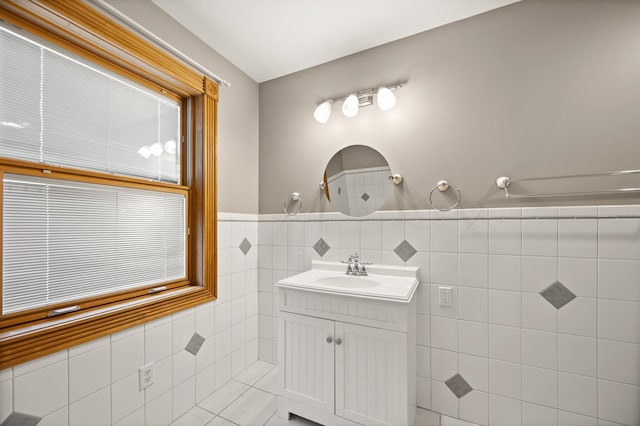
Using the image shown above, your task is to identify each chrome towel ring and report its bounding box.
[283,192,303,216]
[428,180,461,211]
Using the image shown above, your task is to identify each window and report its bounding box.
[0,0,218,369]
[0,23,181,183]
[3,173,186,315]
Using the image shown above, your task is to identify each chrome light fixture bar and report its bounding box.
[314,83,404,123]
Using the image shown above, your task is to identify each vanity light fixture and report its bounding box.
[376,86,396,111]
[341,94,360,118]
[313,83,404,123]
[313,100,333,123]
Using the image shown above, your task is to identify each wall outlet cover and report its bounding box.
[439,286,453,307]
[139,362,154,390]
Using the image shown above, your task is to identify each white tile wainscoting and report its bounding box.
[2,207,640,426]
[257,206,640,426]
[0,213,260,426]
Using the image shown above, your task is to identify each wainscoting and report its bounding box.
[257,206,640,426]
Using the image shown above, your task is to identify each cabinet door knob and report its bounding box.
[335,338,342,345]
[326,336,333,344]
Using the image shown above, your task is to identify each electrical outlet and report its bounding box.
[439,286,453,307]
[139,362,154,391]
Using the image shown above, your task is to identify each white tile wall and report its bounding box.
[558,334,597,377]
[521,365,557,408]
[522,329,557,370]
[488,255,521,291]
[459,320,488,358]
[489,360,521,399]
[0,214,259,426]
[489,394,521,426]
[70,387,110,426]
[257,206,640,426]
[522,402,556,426]
[459,390,488,425]
[8,208,637,425]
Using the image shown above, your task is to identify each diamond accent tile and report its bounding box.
[394,240,417,262]
[239,238,252,255]
[361,193,370,202]
[313,238,330,257]
[445,373,473,399]
[185,332,205,355]
[540,280,577,309]
[1,412,42,426]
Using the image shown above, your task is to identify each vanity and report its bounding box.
[276,260,419,426]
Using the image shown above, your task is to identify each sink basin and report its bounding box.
[277,260,419,302]
[316,275,381,288]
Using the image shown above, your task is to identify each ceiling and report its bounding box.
[151,0,521,83]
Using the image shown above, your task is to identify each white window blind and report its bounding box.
[0,23,189,316]
[0,23,181,183]
[2,173,186,314]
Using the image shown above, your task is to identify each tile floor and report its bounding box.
[170,361,477,426]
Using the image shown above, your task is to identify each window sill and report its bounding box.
[0,285,215,369]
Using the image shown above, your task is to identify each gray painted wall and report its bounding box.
[107,0,260,214]
[259,0,640,213]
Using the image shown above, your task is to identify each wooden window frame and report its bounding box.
[0,0,218,369]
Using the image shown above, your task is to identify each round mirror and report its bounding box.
[322,145,393,217]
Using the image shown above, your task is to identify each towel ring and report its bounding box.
[283,192,303,216]
[428,180,461,211]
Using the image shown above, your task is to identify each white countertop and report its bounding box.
[276,260,419,303]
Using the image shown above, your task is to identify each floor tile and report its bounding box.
[219,388,277,426]
[416,407,441,426]
[234,361,274,386]
[206,416,238,426]
[198,380,249,415]
[171,406,215,426]
[254,368,278,395]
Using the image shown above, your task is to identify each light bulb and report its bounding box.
[313,101,332,123]
[342,94,359,118]
[377,87,396,111]
[137,146,152,159]
[149,142,163,157]
[164,139,177,154]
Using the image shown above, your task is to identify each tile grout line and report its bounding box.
[455,219,461,420]
[485,218,491,426]
[595,217,599,423]
[519,219,523,426]
[110,333,114,425]
[197,381,250,419]
[67,350,70,426]
[197,363,276,424]
[555,216,559,425]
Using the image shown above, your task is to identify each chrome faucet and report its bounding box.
[343,253,358,275]
[342,253,371,276]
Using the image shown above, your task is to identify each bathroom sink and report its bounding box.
[277,260,419,302]
[316,275,381,288]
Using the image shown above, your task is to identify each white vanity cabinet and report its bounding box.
[276,261,418,426]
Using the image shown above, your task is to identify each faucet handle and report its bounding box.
[341,255,354,264]
[357,263,369,276]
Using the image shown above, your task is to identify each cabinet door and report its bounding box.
[279,312,335,413]
[335,322,407,426]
